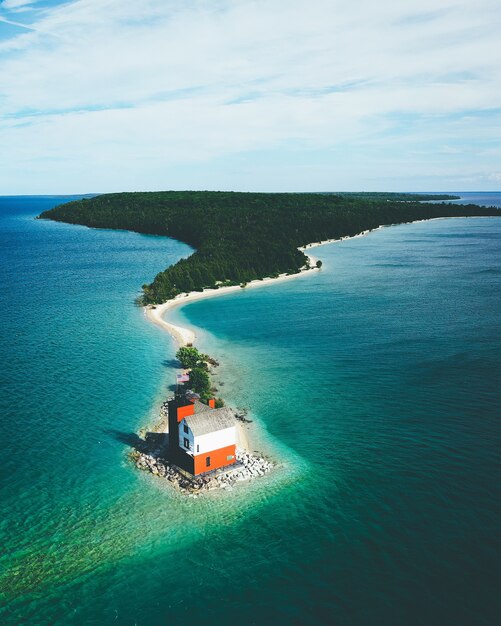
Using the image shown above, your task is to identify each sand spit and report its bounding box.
[143,224,412,346]
[139,217,488,494]
[144,262,320,347]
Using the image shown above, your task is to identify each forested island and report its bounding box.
[39,191,500,304]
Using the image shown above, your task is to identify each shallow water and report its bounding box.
[1,194,500,625]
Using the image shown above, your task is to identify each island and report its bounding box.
[132,346,274,494]
[38,191,501,493]
[38,190,498,306]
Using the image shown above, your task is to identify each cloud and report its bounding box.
[1,0,36,9]
[0,0,500,192]
[0,15,60,37]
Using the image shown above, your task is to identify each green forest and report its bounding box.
[39,191,500,304]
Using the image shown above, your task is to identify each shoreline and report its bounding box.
[144,260,321,346]
[141,226,379,483]
[134,387,274,494]
[141,215,497,485]
[144,217,485,347]
[142,227,379,472]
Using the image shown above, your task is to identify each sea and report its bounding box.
[0,193,500,625]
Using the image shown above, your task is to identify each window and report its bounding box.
[183,437,189,449]
[226,455,234,461]
[206,456,211,467]
[197,444,199,453]
[183,424,189,434]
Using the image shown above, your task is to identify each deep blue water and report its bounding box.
[1,193,500,625]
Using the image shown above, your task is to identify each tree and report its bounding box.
[189,367,211,395]
[316,260,322,268]
[40,191,497,306]
[176,346,201,369]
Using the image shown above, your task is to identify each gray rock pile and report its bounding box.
[159,399,170,419]
[227,449,274,482]
[133,447,274,495]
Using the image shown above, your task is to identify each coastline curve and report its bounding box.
[144,227,379,346]
[147,216,498,346]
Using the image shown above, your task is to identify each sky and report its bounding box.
[0,0,500,194]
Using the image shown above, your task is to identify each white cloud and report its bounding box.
[1,0,37,9]
[0,0,38,13]
[0,0,500,192]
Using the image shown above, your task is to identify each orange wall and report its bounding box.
[194,444,236,475]
[208,399,216,409]
[177,403,195,422]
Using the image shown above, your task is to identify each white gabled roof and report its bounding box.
[184,406,236,437]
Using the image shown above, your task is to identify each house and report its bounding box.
[168,395,237,475]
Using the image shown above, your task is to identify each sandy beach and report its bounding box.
[145,218,473,347]
[144,253,322,346]
[143,229,388,346]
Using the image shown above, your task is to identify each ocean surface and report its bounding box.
[0,193,500,625]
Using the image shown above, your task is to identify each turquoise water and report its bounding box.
[1,194,500,625]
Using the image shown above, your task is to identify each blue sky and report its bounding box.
[1,0,500,193]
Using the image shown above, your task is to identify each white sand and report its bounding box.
[236,421,251,451]
[145,258,321,346]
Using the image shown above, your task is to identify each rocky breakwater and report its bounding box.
[159,399,170,420]
[133,447,274,495]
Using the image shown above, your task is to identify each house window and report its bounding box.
[206,456,211,467]
[183,437,189,449]
[183,424,189,434]
[226,455,234,461]
[197,444,199,453]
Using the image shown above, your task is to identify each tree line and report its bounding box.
[39,190,500,304]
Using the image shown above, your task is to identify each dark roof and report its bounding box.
[193,400,211,414]
[184,406,236,436]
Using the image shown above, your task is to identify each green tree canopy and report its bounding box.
[39,190,500,305]
[176,346,203,369]
[189,367,211,396]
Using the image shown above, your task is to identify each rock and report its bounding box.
[133,434,274,492]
